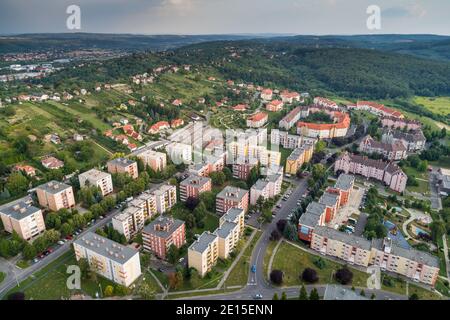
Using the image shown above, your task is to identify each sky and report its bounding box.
[1,0,450,35]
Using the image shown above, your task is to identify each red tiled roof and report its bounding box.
[248,112,268,122]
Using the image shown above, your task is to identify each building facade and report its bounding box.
[216,186,249,215]
[107,158,139,179]
[36,180,76,212]
[179,175,212,202]
[79,169,114,196]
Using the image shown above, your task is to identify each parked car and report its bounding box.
[57,240,64,245]
[253,294,263,300]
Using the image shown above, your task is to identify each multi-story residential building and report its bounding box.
[179,175,212,202]
[36,180,76,212]
[318,191,341,223]
[214,221,240,259]
[188,231,219,277]
[285,144,314,175]
[279,106,302,130]
[247,112,268,128]
[112,206,145,241]
[107,158,139,179]
[370,238,439,286]
[188,154,225,177]
[359,135,408,160]
[348,101,404,119]
[298,202,327,242]
[153,184,177,214]
[437,168,450,195]
[216,186,249,215]
[270,129,317,150]
[266,100,284,112]
[250,173,283,205]
[135,149,167,172]
[326,174,355,207]
[311,226,373,267]
[297,111,350,139]
[0,196,46,241]
[381,116,422,131]
[280,91,301,104]
[232,157,259,180]
[334,152,407,193]
[79,169,113,196]
[129,191,158,219]
[73,232,142,287]
[311,227,440,286]
[166,142,193,165]
[314,97,339,109]
[381,129,426,152]
[220,207,245,237]
[142,216,186,259]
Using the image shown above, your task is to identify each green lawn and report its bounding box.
[263,240,279,278]
[271,241,369,287]
[0,272,5,284]
[5,251,119,300]
[402,166,430,194]
[409,284,442,300]
[224,230,262,287]
[413,96,450,117]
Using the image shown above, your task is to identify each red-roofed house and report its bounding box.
[148,121,170,134]
[355,101,404,119]
[233,104,248,112]
[266,100,284,112]
[172,99,183,107]
[280,91,301,104]
[14,165,36,177]
[261,89,273,101]
[41,156,64,170]
[171,119,185,129]
[247,112,268,128]
[127,143,138,151]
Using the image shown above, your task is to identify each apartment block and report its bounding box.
[359,135,407,161]
[79,169,113,196]
[311,226,372,267]
[153,184,177,214]
[335,152,407,193]
[179,175,212,202]
[112,206,145,241]
[166,142,193,165]
[381,116,421,131]
[188,231,219,277]
[311,227,440,286]
[0,196,46,241]
[298,202,327,242]
[232,157,258,180]
[247,112,268,128]
[107,158,139,179]
[214,221,240,259]
[136,149,167,172]
[279,106,302,130]
[73,232,142,287]
[142,216,186,259]
[381,129,426,152]
[250,173,283,205]
[270,129,317,150]
[36,180,75,212]
[216,186,249,215]
[188,154,225,177]
[285,144,314,175]
[327,174,355,207]
[220,207,245,237]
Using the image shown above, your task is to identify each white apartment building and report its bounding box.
[78,169,113,196]
[166,142,193,165]
[250,173,283,205]
[73,232,142,287]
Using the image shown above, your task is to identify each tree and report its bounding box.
[167,244,180,264]
[299,285,308,300]
[301,268,319,284]
[269,229,281,241]
[137,281,155,300]
[210,172,226,186]
[360,289,366,297]
[370,293,376,300]
[409,293,419,300]
[313,257,326,270]
[223,167,233,181]
[270,269,283,285]
[104,285,114,297]
[60,222,75,237]
[276,219,287,233]
[281,292,287,300]
[309,288,320,300]
[199,192,216,212]
[168,271,183,289]
[335,267,353,285]
[7,292,25,300]
[45,212,62,229]
[78,258,90,280]
[5,172,29,196]
[311,164,326,181]
[22,243,37,260]
[185,197,200,211]
[272,293,279,300]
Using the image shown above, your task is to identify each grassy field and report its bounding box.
[224,230,262,287]
[4,251,119,300]
[263,240,279,278]
[402,166,430,194]
[414,96,450,116]
[380,273,442,299]
[271,241,369,287]
[0,272,5,284]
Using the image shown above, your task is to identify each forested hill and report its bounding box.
[171,40,450,99]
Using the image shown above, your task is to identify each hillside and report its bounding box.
[171,40,450,99]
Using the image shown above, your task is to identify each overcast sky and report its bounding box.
[1,0,449,35]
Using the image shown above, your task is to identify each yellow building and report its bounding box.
[285,144,314,175]
[188,231,219,277]
[73,232,141,287]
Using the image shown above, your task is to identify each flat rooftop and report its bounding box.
[108,158,136,167]
[214,221,238,238]
[37,180,72,194]
[143,216,184,239]
[189,231,217,254]
[217,186,248,201]
[79,169,111,181]
[335,174,355,191]
[0,196,40,221]
[74,232,138,264]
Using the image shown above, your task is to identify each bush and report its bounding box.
[7,292,25,300]
[313,257,326,270]
[276,219,287,233]
[269,229,281,241]
[335,267,353,285]
[270,269,283,285]
[301,268,319,284]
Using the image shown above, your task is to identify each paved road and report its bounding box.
[0,206,123,298]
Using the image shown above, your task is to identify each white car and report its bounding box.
[57,240,64,245]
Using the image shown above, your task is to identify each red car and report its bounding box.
[65,235,73,240]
